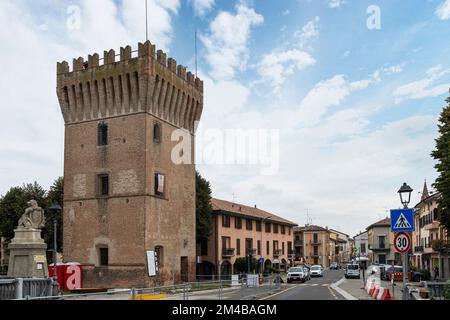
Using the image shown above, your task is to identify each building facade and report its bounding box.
[57,41,203,288]
[198,199,297,276]
[294,225,332,267]
[367,218,399,265]
[330,229,352,264]
[353,231,369,267]
[412,182,450,279]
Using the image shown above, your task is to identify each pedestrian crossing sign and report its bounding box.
[390,209,415,232]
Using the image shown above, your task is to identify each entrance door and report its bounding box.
[181,257,188,282]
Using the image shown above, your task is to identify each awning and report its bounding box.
[273,259,280,264]
[355,257,369,262]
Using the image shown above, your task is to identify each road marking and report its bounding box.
[322,284,329,287]
[259,285,300,300]
[311,284,319,287]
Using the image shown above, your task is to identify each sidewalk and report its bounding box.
[335,277,403,300]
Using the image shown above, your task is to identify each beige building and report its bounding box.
[198,199,297,276]
[367,218,399,265]
[57,40,203,288]
[294,225,332,267]
[412,182,450,279]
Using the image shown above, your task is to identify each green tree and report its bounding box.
[431,94,450,234]
[0,182,47,241]
[42,177,64,251]
[234,257,258,273]
[196,171,212,242]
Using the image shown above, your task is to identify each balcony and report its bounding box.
[273,249,282,257]
[310,240,322,245]
[222,248,235,258]
[368,244,390,252]
[414,246,424,253]
[294,240,303,246]
[424,221,440,231]
[246,248,257,256]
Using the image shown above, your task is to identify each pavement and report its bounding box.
[335,276,403,300]
[264,269,346,300]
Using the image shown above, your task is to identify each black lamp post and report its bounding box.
[397,183,413,300]
[49,202,62,295]
[398,183,413,209]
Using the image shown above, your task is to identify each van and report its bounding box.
[345,264,360,279]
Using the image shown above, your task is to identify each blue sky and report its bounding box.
[0,0,449,236]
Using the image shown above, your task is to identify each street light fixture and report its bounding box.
[49,202,62,295]
[398,183,413,209]
[397,183,413,300]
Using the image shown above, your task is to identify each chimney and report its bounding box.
[254,205,257,209]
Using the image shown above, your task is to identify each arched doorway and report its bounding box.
[264,259,272,272]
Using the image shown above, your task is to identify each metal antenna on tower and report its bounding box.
[145,0,149,41]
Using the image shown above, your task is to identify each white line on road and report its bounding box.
[330,277,357,301]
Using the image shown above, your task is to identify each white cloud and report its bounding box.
[191,0,215,16]
[257,49,316,93]
[393,65,450,103]
[200,3,264,81]
[436,0,450,20]
[294,16,320,48]
[326,0,347,9]
[297,75,371,126]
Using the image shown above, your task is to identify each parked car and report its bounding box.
[310,265,323,277]
[330,262,339,270]
[345,264,361,279]
[287,267,307,283]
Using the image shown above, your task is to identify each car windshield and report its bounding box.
[311,266,321,270]
[347,265,359,270]
[289,268,303,273]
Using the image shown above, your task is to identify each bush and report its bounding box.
[265,266,280,274]
[444,280,450,300]
[419,269,431,281]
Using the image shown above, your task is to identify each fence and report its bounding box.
[15,275,284,301]
[0,278,53,300]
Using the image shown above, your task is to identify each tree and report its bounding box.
[42,177,64,251]
[0,182,46,241]
[196,171,212,242]
[431,94,450,234]
[234,257,258,273]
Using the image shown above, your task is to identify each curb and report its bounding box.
[330,278,358,301]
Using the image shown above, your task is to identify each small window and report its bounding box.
[246,219,253,231]
[281,225,286,235]
[222,215,230,228]
[256,221,262,232]
[98,123,108,146]
[265,222,271,233]
[98,174,109,196]
[99,247,109,266]
[266,241,270,255]
[236,239,241,255]
[153,123,161,143]
[154,173,165,197]
[235,217,242,229]
[273,224,279,234]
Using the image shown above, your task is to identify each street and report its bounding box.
[265,269,346,300]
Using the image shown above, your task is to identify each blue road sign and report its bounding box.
[390,209,415,232]
[259,257,264,264]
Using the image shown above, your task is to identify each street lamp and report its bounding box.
[398,183,413,209]
[49,202,62,295]
[397,183,413,300]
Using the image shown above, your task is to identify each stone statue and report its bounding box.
[18,200,46,229]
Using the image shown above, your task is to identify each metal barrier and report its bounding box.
[11,275,285,301]
[426,282,447,300]
[0,278,53,300]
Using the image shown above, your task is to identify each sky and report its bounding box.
[0,0,450,237]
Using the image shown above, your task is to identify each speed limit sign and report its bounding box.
[394,232,411,254]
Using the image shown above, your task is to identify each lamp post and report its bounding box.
[49,202,62,296]
[397,183,413,300]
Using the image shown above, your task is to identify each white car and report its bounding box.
[287,267,307,283]
[310,265,323,277]
[345,264,361,279]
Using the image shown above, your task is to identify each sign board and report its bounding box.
[247,274,259,287]
[146,251,158,277]
[390,209,415,232]
[394,232,411,254]
[258,257,264,264]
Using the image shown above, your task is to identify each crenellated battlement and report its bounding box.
[56,40,203,132]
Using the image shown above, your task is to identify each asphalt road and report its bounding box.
[266,269,346,300]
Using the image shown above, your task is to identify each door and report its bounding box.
[181,257,189,282]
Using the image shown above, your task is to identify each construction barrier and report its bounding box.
[372,284,380,298]
[376,287,392,300]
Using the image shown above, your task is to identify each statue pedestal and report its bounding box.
[7,228,49,278]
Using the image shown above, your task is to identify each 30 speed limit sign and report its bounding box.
[394,232,411,254]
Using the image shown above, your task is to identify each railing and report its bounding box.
[294,240,303,246]
[310,240,321,245]
[222,248,235,258]
[246,248,257,256]
[414,246,424,253]
[0,278,53,300]
[273,249,282,257]
[368,244,389,251]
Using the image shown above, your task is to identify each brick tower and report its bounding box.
[56,40,203,288]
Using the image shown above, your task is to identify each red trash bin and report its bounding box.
[48,263,65,289]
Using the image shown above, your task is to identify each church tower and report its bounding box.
[56,40,203,288]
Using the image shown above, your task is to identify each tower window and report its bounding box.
[153,123,161,143]
[98,123,108,146]
[99,247,109,266]
[154,173,165,197]
[98,174,109,196]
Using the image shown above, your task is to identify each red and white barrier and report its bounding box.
[376,287,392,300]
